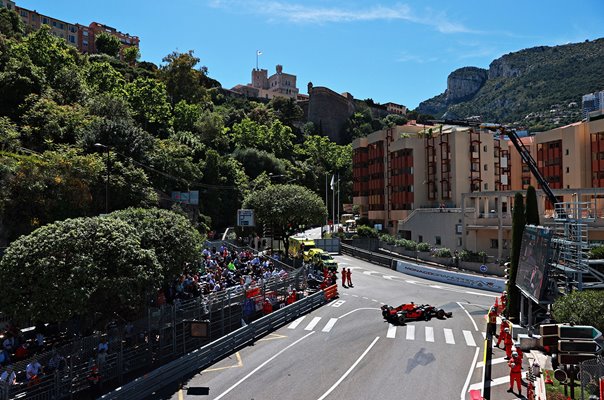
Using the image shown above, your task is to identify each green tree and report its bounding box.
[508,192,526,320]
[267,120,295,158]
[80,117,154,160]
[0,216,162,324]
[552,290,604,333]
[160,50,213,106]
[146,138,203,192]
[525,186,540,225]
[0,116,20,151]
[95,32,121,57]
[242,184,327,254]
[0,7,24,38]
[125,77,172,135]
[110,208,203,282]
[230,118,268,150]
[0,53,45,118]
[123,46,140,66]
[269,97,303,127]
[84,61,126,95]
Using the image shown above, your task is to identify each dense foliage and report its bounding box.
[552,290,604,333]
[0,10,354,247]
[0,217,163,324]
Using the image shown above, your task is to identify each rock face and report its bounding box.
[488,57,522,79]
[445,67,488,103]
[417,67,487,117]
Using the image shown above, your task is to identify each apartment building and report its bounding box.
[384,102,407,115]
[582,91,604,118]
[0,1,139,56]
[232,65,299,100]
[352,115,604,257]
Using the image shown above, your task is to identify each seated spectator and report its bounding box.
[26,359,42,381]
[0,364,16,385]
[45,351,66,374]
[98,337,108,354]
[2,334,16,353]
[0,348,9,366]
[34,331,45,352]
[13,342,29,361]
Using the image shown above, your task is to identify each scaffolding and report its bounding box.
[551,200,604,290]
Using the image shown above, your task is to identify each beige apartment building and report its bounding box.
[352,114,604,257]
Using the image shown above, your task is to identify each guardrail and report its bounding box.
[341,243,396,269]
[100,289,329,400]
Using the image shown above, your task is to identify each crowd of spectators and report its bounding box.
[156,244,290,306]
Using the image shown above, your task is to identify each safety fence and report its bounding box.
[579,355,604,400]
[341,243,397,269]
[0,269,308,400]
[99,287,331,400]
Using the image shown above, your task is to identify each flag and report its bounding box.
[257,50,262,56]
[330,174,335,190]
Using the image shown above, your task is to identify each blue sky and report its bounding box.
[16,0,604,109]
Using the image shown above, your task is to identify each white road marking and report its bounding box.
[352,295,359,298]
[476,356,508,368]
[383,275,396,280]
[371,299,377,302]
[322,318,338,332]
[214,331,315,400]
[444,328,455,344]
[288,316,305,329]
[387,324,397,338]
[362,271,375,275]
[457,302,479,331]
[317,337,380,400]
[305,317,322,331]
[362,297,369,300]
[406,280,418,284]
[430,285,443,289]
[331,300,346,308]
[337,307,381,319]
[460,346,481,400]
[463,330,477,347]
[482,332,486,339]
[406,325,415,340]
[469,376,509,391]
[425,326,434,342]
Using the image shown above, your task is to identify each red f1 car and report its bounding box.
[381,302,452,325]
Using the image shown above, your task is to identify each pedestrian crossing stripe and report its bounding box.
[468,376,509,391]
[287,316,480,347]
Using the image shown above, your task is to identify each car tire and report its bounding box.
[437,309,446,319]
[424,313,431,321]
[398,313,406,325]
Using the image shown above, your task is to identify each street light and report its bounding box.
[94,143,110,214]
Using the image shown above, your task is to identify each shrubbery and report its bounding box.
[357,225,378,238]
[416,242,431,252]
[434,248,452,258]
[552,290,604,333]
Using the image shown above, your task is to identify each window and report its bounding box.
[491,239,498,248]
[566,167,570,173]
[484,183,488,190]
[83,30,88,36]
[484,164,488,171]
[418,235,423,243]
[42,17,48,24]
[483,145,488,152]
[435,236,441,246]
[565,149,569,155]
[69,35,75,43]
[457,238,462,247]
[83,39,88,46]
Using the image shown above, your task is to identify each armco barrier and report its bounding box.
[323,284,338,301]
[342,243,504,293]
[395,260,504,293]
[100,290,328,400]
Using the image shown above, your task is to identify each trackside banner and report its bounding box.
[396,260,504,293]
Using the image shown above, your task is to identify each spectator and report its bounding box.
[0,348,10,366]
[0,364,16,385]
[26,359,42,381]
[13,342,29,361]
[2,334,16,353]
[45,351,66,374]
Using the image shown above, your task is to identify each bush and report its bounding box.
[380,233,396,245]
[552,290,604,333]
[417,242,431,252]
[356,225,378,238]
[459,249,487,262]
[434,248,452,258]
[589,245,604,259]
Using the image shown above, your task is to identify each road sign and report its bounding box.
[559,340,603,353]
[237,209,255,227]
[559,325,601,340]
[539,324,560,347]
[480,264,488,273]
[558,353,597,365]
[554,369,568,383]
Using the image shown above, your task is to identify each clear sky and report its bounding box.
[16,0,604,109]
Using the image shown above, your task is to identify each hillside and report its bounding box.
[417,38,604,131]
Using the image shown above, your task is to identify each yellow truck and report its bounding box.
[310,249,338,272]
[289,237,316,259]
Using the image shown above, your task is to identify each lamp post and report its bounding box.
[94,143,110,214]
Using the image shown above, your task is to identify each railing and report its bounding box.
[341,243,396,269]
[99,289,329,400]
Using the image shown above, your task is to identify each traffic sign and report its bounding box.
[539,324,560,348]
[480,264,488,273]
[558,353,597,365]
[554,368,568,383]
[559,325,601,340]
[559,340,603,354]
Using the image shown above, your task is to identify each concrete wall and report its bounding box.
[307,86,356,144]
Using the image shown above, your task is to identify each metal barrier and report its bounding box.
[0,270,306,400]
[579,355,603,400]
[341,243,396,269]
[99,289,328,400]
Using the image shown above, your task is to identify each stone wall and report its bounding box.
[307,86,356,144]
